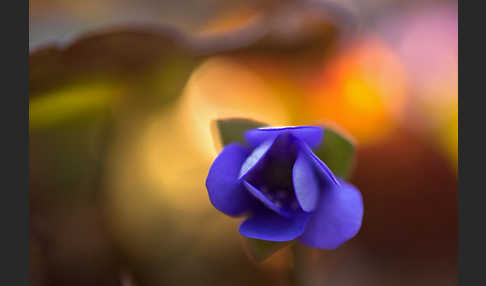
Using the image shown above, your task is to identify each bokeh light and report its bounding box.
[306,35,408,145]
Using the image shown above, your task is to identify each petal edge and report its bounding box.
[298,181,363,249]
[245,126,324,149]
[239,207,310,242]
[292,150,320,212]
[206,144,255,216]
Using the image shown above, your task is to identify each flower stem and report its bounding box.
[290,244,308,286]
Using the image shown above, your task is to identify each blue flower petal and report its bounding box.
[245,126,324,149]
[238,139,275,179]
[243,180,294,218]
[298,181,364,249]
[239,132,299,181]
[239,207,310,242]
[206,144,256,216]
[292,150,320,212]
[300,142,340,187]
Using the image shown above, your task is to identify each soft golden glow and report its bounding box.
[179,56,291,158]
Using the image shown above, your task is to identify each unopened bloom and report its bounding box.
[205,126,363,249]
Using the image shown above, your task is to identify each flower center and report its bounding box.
[243,132,303,215]
[259,186,301,212]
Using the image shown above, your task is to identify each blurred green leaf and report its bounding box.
[314,127,356,179]
[213,118,267,148]
[30,111,113,198]
[29,29,200,199]
[29,83,118,130]
[242,238,292,262]
[29,81,120,198]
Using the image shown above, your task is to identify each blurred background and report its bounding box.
[29,0,457,285]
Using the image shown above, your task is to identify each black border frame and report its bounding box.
[458,0,482,285]
[5,0,29,285]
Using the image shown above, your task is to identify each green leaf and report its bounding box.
[212,118,267,149]
[29,83,117,130]
[313,127,356,179]
[242,238,293,262]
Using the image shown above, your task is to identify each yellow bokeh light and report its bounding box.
[179,56,291,157]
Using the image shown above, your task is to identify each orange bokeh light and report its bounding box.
[306,36,408,145]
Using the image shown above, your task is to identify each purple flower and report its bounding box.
[206,126,363,249]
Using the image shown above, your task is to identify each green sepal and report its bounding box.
[242,238,293,262]
[212,118,267,149]
[313,126,356,179]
